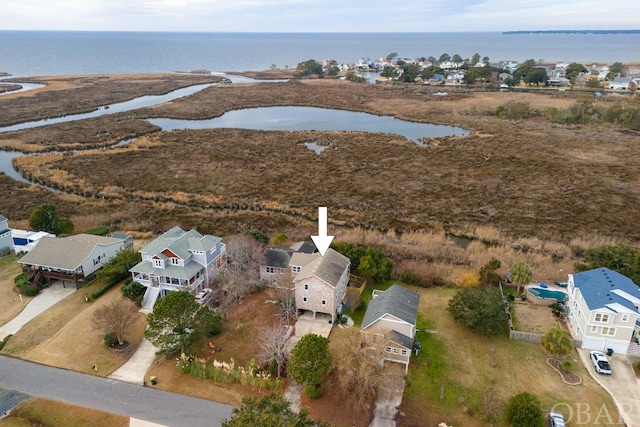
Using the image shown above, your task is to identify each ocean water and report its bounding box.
[1,31,639,77]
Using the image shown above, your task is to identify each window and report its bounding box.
[303,297,307,303]
[621,314,629,322]
[321,299,326,306]
[401,349,408,356]
[304,284,309,290]
[292,266,301,273]
[385,346,392,353]
[153,259,163,268]
[595,313,609,323]
[602,327,615,336]
[266,267,274,274]
[590,325,598,333]
[392,348,399,355]
[171,258,180,265]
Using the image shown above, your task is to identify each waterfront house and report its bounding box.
[260,241,316,287]
[129,226,227,310]
[567,267,640,356]
[18,234,130,289]
[608,77,632,90]
[294,248,350,323]
[360,284,420,373]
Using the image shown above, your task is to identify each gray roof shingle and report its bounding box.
[295,248,349,288]
[362,284,420,330]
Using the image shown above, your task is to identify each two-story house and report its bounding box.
[567,267,640,355]
[360,284,420,373]
[260,241,316,287]
[294,248,350,323]
[129,226,226,310]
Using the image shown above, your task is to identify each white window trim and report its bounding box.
[590,325,598,333]
[621,314,629,322]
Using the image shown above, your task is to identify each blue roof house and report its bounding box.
[567,267,640,356]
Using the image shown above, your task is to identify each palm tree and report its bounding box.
[510,261,532,296]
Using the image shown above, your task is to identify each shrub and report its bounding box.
[84,225,110,236]
[14,274,30,287]
[122,280,146,300]
[104,331,118,348]
[91,277,122,300]
[19,284,40,297]
[304,384,321,400]
[0,334,13,351]
[506,392,543,427]
[495,101,534,119]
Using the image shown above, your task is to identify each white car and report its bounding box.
[195,288,213,306]
[590,350,612,375]
[549,411,566,427]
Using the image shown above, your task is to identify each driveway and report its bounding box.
[0,356,233,427]
[578,349,640,426]
[284,312,333,357]
[109,338,159,385]
[0,281,75,340]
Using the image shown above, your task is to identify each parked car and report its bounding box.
[549,411,566,427]
[195,288,213,306]
[590,350,612,375]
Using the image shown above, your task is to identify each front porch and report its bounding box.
[22,266,89,290]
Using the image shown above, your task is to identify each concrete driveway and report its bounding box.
[578,350,640,426]
[284,312,333,357]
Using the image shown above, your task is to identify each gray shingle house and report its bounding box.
[361,284,420,373]
[294,248,350,323]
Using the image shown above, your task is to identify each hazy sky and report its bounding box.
[2,0,638,32]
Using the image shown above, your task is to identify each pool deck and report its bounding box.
[526,283,568,306]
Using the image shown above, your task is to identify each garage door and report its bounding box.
[582,336,606,351]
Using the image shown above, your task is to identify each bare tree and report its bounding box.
[92,299,140,345]
[329,328,397,412]
[216,235,265,319]
[276,270,297,323]
[256,323,292,378]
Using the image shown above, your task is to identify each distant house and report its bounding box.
[567,267,640,356]
[129,226,227,310]
[609,77,632,90]
[445,71,465,85]
[294,248,350,323]
[11,229,56,253]
[260,241,316,286]
[18,234,130,289]
[0,214,12,255]
[360,284,420,373]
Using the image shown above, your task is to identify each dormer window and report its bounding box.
[171,258,180,265]
[153,259,164,268]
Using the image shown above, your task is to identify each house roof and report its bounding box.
[361,284,420,331]
[18,234,123,271]
[387,330,414,350]
[289,241,316,254]
[264,247,293,269]
[129,259,203,280]
[290,252,320,268]
[571,268,640,313]
[294,248,349,287]
[139,226,222,260]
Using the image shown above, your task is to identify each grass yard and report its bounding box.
[0,279,147,376]
[0,397,128,427]
[399,286,617,427]
[0,256,32,327]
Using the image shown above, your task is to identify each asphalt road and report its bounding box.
[0,356,234,427]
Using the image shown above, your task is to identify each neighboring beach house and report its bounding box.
[0,214,12,255]
[608,77,632,90]
[18,234,130,289]
[294,248,350,323]
[260,241,316,286]
[11,228,56,253]
[360,284,420,373]
[567,267,640,356]
[129,226,227,310]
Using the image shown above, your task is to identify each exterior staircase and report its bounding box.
[141,287,161,312]
[29,270,44,289]
[627,341,640,358]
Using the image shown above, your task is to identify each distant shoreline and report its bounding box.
[503,30,640,35]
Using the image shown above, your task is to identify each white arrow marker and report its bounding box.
[311,207,334,257]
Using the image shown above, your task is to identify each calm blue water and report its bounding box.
[148,106,469,144]
[1,31,639,77]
